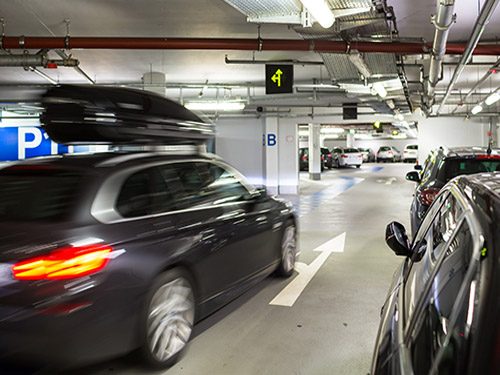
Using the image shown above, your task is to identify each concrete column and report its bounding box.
[308,123,321,180]
[265,117,279,195]
[142,72,166,96]
[346,131,355,148]
[278,118,299,194]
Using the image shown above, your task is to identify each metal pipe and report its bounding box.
[3,35,500,55]
[0,53,78,67]
[426,0,456,102]
[28,67,57,84]
[437,0,500,114]
[54,49,95,84]
[224,55,324,66]
[453,57,500,111]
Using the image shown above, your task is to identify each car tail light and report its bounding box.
[301,155,308,161]
[418,188,440,206]
[321,155,325,161]
[341,154,348,158]
[328,153,332,157]
[476,154,500,160]
[12,244,112,280]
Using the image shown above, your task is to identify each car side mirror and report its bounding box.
[385,222,412,257]
[414,164,422,171]
[406,171,421,183]
[245,186,267,201]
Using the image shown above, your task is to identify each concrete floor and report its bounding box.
[74,163,415,375]
[22,163,416,375]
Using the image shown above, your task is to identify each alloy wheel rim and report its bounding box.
[147,277,195,362]
[282,226,296,273]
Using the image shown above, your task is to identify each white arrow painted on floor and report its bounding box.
[269,232,346,307]
[385,177,397,185]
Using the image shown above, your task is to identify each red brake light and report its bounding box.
[328,153,332,157]
[341,154,348,158]
[301,155,308,161]
[12,244,112,280]
[419,188,440,206]
[476,154,500,160]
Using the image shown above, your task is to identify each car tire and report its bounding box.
[275,222,297,278]
[356,165,361,168]
[141,269,195,369]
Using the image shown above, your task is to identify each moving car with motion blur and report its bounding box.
[359,147,376,162]
[332,147,363,168]
[377,146,401,163]
[0,85,298,370]
[406,146,500,234]
[371,172,500,375]
[402,144,418,163]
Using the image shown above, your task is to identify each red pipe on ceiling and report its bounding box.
[2,36,500,55]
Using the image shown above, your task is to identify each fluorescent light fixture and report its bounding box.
[300,0,335,28]
[485,92,500,106]
[321,127,344,134]
[386,99,395,109]
[185,101,245,112]
[372,82,387,98]
[394,113,404,121]
[471,104,483,115]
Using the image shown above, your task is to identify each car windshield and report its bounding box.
[439,158,500,182]
[407,145,418,150]
[380,147,391,151]
[0,167,82,222]
[344,148,359,153]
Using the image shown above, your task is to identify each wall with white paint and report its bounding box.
[418,116,490,163]
[214,117,265,186]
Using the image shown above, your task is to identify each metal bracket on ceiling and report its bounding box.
[430,13,456,31]
[64,19,71,50]
[301,9,312,28]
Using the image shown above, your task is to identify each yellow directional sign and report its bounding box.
[271,68,283,87]
[266,64,293,94]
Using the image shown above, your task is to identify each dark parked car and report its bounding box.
[0,86,298,369]
[371,172,500,375]
[299,147,324,171]
[406,147,500,234]
[321,147,333,169]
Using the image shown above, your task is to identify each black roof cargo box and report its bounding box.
[40,85,214,145]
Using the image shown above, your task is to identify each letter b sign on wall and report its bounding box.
[263,133,277,146]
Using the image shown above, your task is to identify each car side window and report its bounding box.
[408,220,475,375]
[116,167,171,218]
[164,162,250,208]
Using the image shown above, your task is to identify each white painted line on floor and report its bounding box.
[269,232,346,307]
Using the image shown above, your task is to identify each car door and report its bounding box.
[399,190,482,374]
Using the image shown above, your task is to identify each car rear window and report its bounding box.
[379,146,391,151]
[321,148,330,154]
[0,167,82,221]
[439,158,500,182]
[407,145,418,150]
[344,148,359,153]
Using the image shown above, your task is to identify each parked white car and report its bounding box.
[402,144,418,162]
[377,146,401,162]
[332,147,363,168]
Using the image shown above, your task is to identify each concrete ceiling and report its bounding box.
[0,0,500,118]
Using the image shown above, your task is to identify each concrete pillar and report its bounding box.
[308,123,321,180]
[346,131,355,148]
[265,117,279,195]
[278,118,299,194]
[142,72,166,96]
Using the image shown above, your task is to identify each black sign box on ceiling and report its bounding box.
[342,103,358,120]
[265,64,294,94]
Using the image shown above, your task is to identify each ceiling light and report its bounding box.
[185,101,245,112]
[321,127,344,134]
[485,92,500,106]
[300,0,335,28]
[386,100,395,109]
[394,113,404,121]
[471,104,483,115]
[372,82,387,98]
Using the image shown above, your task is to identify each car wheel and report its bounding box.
[356,165,361,168]
[141,270,195,369]
[276,222,297,277]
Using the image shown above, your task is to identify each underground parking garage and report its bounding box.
[0,0,500,374]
